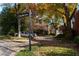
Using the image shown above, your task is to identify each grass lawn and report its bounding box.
[0,35,28,40]
[0,35,12,40]
[16,46,77,56]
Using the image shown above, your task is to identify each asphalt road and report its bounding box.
[0,39,37,56]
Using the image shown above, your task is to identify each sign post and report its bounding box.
[18,10,32,51]
[29,10,32,51]
[15,4,33,51]
[17,9,32,51]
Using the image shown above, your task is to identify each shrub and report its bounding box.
[73,36,79,44]
[34,29,48,36]
[8,29,15,36]
[55,32,74,42]
[56,34,64,38]
[64,32,73,41]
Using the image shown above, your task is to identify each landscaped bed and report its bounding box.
[16,46,77,56]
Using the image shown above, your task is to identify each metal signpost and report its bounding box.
[29,10,32,51]
[18,10,32,51]
[15,4,32,51]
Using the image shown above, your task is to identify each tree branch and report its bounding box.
[55,9,65,15]
[69,7,77,21]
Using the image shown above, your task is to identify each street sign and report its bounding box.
[17,11,36,17]
[17,12,29,17]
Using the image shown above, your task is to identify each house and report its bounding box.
[32,18,64,35]
[32,22,48,35]
[32,23,48,31]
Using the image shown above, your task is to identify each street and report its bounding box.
[0,40,26,56]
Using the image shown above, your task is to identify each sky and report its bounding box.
[0,3,2,12]
[0,7,2,12]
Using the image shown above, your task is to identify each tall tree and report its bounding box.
[0,6,18,35]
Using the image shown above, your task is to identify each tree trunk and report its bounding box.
[63,3,77,40]
[63,3,72,40]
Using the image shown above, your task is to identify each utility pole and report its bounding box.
[29,9,32,51]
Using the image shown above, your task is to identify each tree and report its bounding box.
[0,4,18,35]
